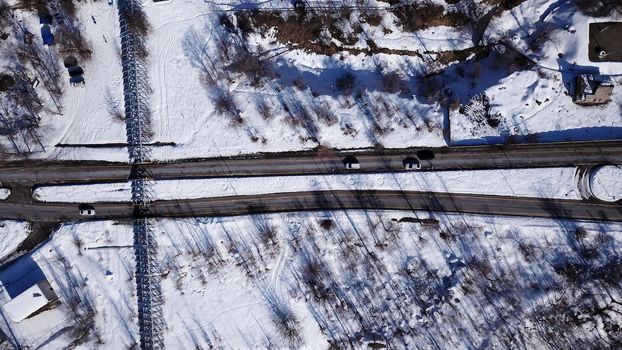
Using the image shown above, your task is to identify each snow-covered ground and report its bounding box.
[0,188,9,200]
[143,0,445,160]
[590,165,622,202]
[1,0,620,161]
[450,0,622,144]
[0,2,127,162]
[33,167,579,203]
[0,221,137,350]
[0,221,29,261]
[487,0,622,74]
[1,212,621,348]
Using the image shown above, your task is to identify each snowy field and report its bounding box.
[0,221,137,350]
[1,0,619,161]
[143,0,445,160]
[0,212,621,348]
[447,0,622,143]
[0,1,127,161]
[0,220,29,261]
[33,167,580,203]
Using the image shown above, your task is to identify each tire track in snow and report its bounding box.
[270,245,288,289]
[154,28,175,141]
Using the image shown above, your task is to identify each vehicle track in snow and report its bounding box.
[154,29,175,142]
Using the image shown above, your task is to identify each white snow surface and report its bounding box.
[0,221,29,261]
[143,0,445,160]
[33,167,579,203]
[486,0,622,74]
[0,188,9,200]
[1,0,620,161]
[590,165,622,202]
[0,221,137,350]
[0,213,621,348]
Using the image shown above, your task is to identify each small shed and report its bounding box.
[573,74,614,106]
[2,280,58,322]
[40,25,54,46]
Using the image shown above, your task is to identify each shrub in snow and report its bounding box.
[253,214,278,247]
[459,93,502,128]
[336,72,355,95]
[212,88,243,126]
[262,289,302,347]
[312,103,337,126]
[124,9,151,37]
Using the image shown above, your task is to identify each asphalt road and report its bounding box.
[2,191,621,222]
[0,140,621,184]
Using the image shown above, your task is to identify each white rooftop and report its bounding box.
[2,281,56,323]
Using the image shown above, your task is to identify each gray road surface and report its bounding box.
[0,141,621,184]
[2,191,620,222]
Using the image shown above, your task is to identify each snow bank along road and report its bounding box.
[0,140,621,185]
[1,190,621,222]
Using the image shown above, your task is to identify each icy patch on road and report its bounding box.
[0,188,10,200]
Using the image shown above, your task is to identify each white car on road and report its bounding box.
[79,204,96,216]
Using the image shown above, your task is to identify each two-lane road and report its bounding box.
[2,191,621,222]
[0,140,621,184]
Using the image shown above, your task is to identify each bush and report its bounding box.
[553,261,589,284]
[235,12,255,36]
[230,51,272,87]
[293,78,306,90]
[336,72,355,95]
[319,219,334,230]
[381,71,404,93]
[393,1,469,32]
[219,14,235,33]
[418,75,444,103]
[257,101,273,120]
[213,88,243,126]
[125,10,151,36]
[263,289,302,347]
[253,215,278,246]
[312,103,337,126]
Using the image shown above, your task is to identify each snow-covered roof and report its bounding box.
[2,280,56,322]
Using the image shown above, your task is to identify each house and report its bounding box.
[573,74,614,106]
[2,279,58,322]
